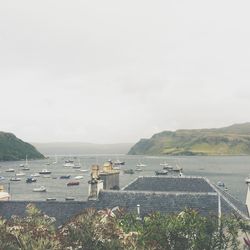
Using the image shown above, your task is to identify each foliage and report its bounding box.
[0,132,44,161]
[1,204,250,249]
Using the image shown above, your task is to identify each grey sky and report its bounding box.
[0,0,250,143]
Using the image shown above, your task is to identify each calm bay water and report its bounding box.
[0,155,249,203]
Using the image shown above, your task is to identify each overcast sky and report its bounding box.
[0,1,250,143]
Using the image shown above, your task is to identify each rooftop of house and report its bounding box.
[0,175,248,226]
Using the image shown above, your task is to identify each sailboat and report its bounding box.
[52,155,58,164]
[23,155,30,170]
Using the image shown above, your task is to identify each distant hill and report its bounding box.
[32,142,133,155]
[0,132,44,161]
[128,123,250,156]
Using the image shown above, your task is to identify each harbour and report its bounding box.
[0,155,249,203]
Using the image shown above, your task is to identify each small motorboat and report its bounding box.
[79,169,89,172]
[163,165,174,170]
[65,197,75,201]
[135,167,142,172]
[46,198,56,201]
[217,181,225,187]
[60,175,71,179]
[63,160,75,167]
[74,175,84,179]
[19,164,24,167]
[15,172,25,176]
[155,170,168,175]
[39,169,51,174]
[67,181,80,186]
[123,169,135,174]
[160,161,169,167]
[114,160,125,166]
[30,173,40,177]
[23,167,30,171]
[6,168,15,172]
[113,165,120,170]
[33,186,46,192]
[10,177,21,181]
[136,160,147,167]
[43,175,51,178]
[26,177,37,183]
[0,176,5,181]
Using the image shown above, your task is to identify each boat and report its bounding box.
[6,168,15,172]
[73,159,81,168]
[155,170,168,175]
[26,177,37,183]
[123,169,135,174]
[46,198,56,201]
[15,172,25,176]
[30,173,40,177]
[135,167,142,172]
[39,169,51,174]
[169,166,183,173]
[163,165,174,170]
[52,155,58,164]
[67,181,80,186]
[79,169,89,173]
[74,175,84,179]
[10,177,21,181]
[114,159,125,166]
[19,164,24,167]
[0,176,5,181]
[65,197,75,201]
[136,161,147,167]
[217,181,225,187]
[160,161,169,167]
[63,160,75,167]
[33,186,46,192]
[43,175,51,178]
[22,167,30,171]
[60,175,71,179]
[113,165,120,170]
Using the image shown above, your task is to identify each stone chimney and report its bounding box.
[88,165,103,200]
[245,177,250,216]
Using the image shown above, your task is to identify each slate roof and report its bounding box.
[0,176,248,226]
[123,176,215,193]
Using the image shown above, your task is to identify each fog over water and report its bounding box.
[0,1,250,143]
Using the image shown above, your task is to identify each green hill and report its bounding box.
[128,123,250,156]
[0,132,44,161]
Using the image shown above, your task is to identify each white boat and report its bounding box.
[15,172,25,176]
[63,160,75,167]
[6,168,15,172]
[74,175,84,179]
[19,164,24,167]
[23,167,30,171]
[39,169,51,174]
[33,186,46,192]
[0,176,5,181]
[136,162,147,167]
[52,155,58,164]
[30,173,40,177]
[79,169,89,172]
[113,166,120,170]
[10,177,21,181]
[43,175,51,178]
[73,159,81,168]
[135,167,142,172]
[160,161,169,167]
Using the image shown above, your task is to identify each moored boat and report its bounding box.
[10,177,21,181]
[124,169,135,174]
[33,186,46,192]
[26,177,37,183]
[0,176,5,181]
[155,170,168,176]
[60,175,71,179]
[15,172,25,176]
[65,197,75,201]
[46,197,56,201]
[39,169,51,174]
[74,175,84,179]
[67,181,79,186]
[6,168,15,172]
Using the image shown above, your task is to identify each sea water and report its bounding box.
[0,155,249,203]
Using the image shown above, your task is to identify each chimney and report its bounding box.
[245,177,250,216]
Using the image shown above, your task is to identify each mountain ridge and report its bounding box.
[0,132,44,161]
[128,123,250,156]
